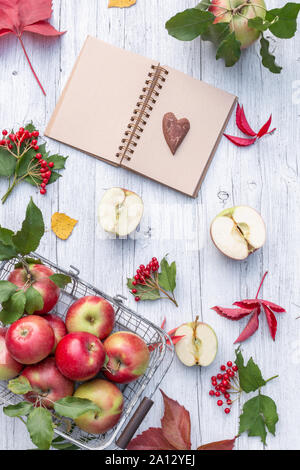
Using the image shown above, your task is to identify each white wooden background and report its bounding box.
[0,0,299,451]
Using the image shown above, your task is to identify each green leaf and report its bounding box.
[14,257,42,269]
[49,273,71,289]
[8,376,32,395]
[27,408,54,450]
[0,290,26,324]
[0,227,17,261]
[51,441,79,450]
[54,397,100,419]
[127,277,161,301]
[0,280,17,302]
[239,394,279,444]
[195,0,211,11]
[201,22,230,45]
[0,227,15,246]
[235,349,266,393]
[47,170,61,185]
[266,2,300,38]
[3,402,33,417]
[166,8,214,41]
[25,286,44,314]
[0,242,17,261]
[12,198,44,255]
[158,257,176,293]
[0,147,16,177]
[45,154,68,170]
[260,36,282,74]
[17,148,36,178]
[25,123,36,133]
[216,32,241,67]
[248,16,279,32]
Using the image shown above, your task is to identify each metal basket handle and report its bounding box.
[116,397,154,449]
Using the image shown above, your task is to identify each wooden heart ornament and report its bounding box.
[163,112,190,155]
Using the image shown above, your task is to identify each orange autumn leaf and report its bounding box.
[108,0,136,7]
[51,212,78,240]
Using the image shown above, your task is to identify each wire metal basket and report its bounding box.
[0,253,174,450]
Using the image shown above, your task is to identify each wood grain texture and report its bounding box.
[0,0,299,450]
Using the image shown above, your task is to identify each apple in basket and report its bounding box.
[5,315,55,365]
[74,379,124,434]
[0,328,23,380]
[210,206,266,260]
[103,331,150,384]
[98,187,144,237]
[44,314,67,353]
[55,332,106,381]
[8,263,60,314]
[21,357,74,409]
[65,296,115,340]
[174,318,218,367]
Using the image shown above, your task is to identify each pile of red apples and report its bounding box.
[0,263,150,435]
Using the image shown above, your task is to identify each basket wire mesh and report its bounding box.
[0,253,174,450]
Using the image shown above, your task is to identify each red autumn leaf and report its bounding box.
[224,134,257,147]
[234,310,260,344]
[212,306,253,321]
[0,0,65,95]
[197,437,236,450]
[257,115,272,138]
[127,427,177,450]
[212,272,285,343]
[236,104,256,137]
[160,389,191,450]
[160,317,166,330]
[167,335,185,346]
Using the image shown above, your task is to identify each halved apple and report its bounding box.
[175,318,218,367]
[210,206,266,260]
[98,187,144,237]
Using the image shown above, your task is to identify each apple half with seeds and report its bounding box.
[210,206,266,261]
[175,318,218,367]
[98,187,144,237]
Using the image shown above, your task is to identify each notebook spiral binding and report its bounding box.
[116,64,169,162]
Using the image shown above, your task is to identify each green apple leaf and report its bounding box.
[49,273,71,289]
[266,2,300,38]
[260,37,282,74]
[158,257,176,294]
[0,227,18,261]
[0,147,16,177]
[3,402,34,417]
[0,290,26,325]
[25,286,44,315]
[8,376,33,395]
[54,397,101,419]
[166,8,214,41]
[14,257,42,269]
[127,277,161,301]
[195,0,211,10]
[0,280,17,303]
[248,16,279,32]
[45,154,68,170]
[239,394,279,444]
[235,349,266,393]
[216,32,241,67]
[12,198,44,255]
[27,408,54,450]
[201,22,230,45]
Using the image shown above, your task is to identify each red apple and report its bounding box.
[103,331,150,384]
[5,315,55,365]
[0,328,23,380]
[21,357,74,409]
[55,332,106,382]
[8,263,60,315]
[74,379,123,434]
[44,314,67,354]
[209,0,266,49]
[65,296,115,340]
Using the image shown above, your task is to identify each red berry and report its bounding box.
[41,183,46,189]
[19,127,24,133]
[224,408,231,414]
[232,365,238,372]
[222,380,229,387]
[215,391,221,397]
[217,373,222,380]
[139,265,145,270]
[220,387,226,394]
[152,257,157,262]
[227,399,232,405]
[135,296,140,302]
[227,361,233,367]
[132,289,137,294]
[228,370,234,377]
[211,376,217,382]
[36,153,42,159]
[40,188,46,195]
[33,145,39,151]
[209,390,215,396]
[132,280,137,286]
[8,144,13,150]
[134,275,140,281]
[224,393,230,399]
[220,365,226,371]
[215,385,220,391]
[2,130,7,136]
[32,131,39,138]
[217,400,223,407]
[48,162,54,168]
[223,374,229,380]
[32,139,37,146]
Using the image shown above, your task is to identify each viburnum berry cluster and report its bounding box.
[132,257,160,302]
[209,361,240,414]
[0,124,67,203]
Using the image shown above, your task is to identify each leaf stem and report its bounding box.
[17,35,46,96]
[255,271,268,299]
[265,374,279,384]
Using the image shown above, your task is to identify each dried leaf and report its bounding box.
[198,437,236,450]
[234,310,260,344]
[108,0,136,7]
[257,115,272,138]
[212,306,253,321]
[262,304,277,340]
[160,390,191,450]
[236,104,256,136]
[127,428,176,450]
[51,212,78,240]
[224,134,257,147]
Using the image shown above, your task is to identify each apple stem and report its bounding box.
[255,271,268,299]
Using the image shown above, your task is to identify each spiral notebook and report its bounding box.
[45,36,237,197]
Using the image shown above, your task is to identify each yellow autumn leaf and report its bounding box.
[108,0,136,8]
[51,212,78,240]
